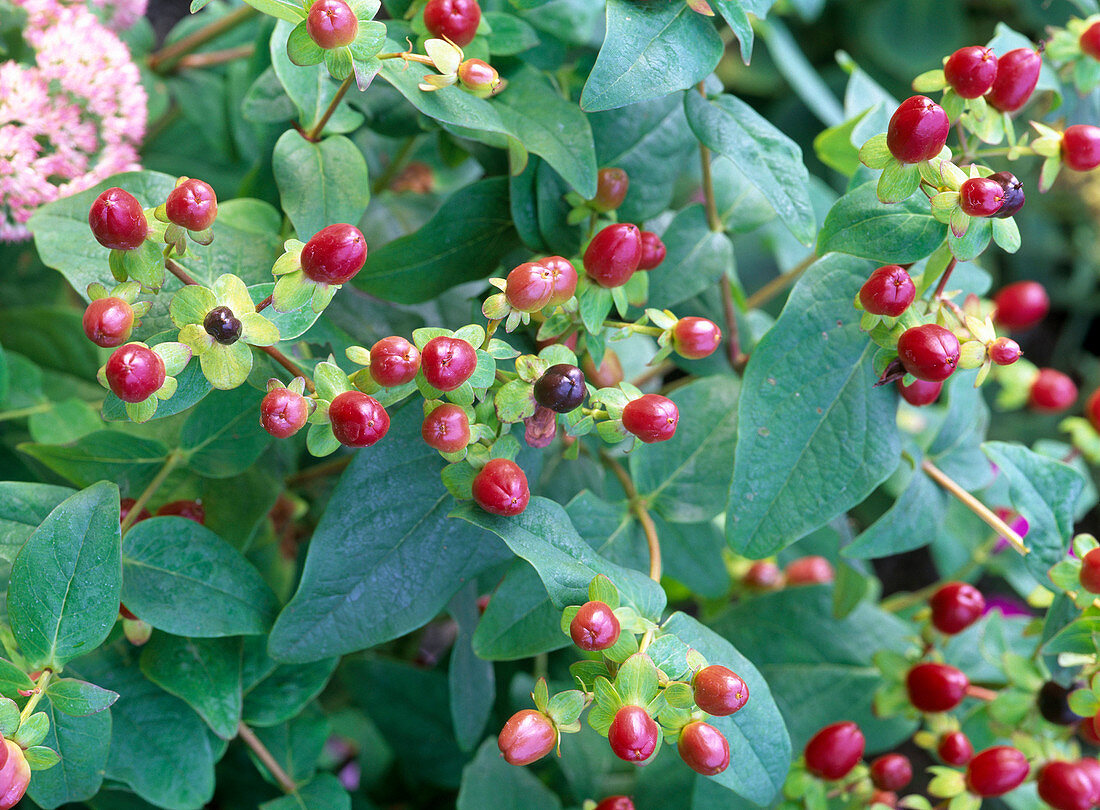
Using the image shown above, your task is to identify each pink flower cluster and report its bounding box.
[90,0,149,32]
[0,0,146,240]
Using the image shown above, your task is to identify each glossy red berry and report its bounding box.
[569,600,620,651]
[785,556,834,585]
[89,187,148,250]
[594,798,634,810]
[672,317,721,359]
[421,404,470,454]
[592,167,629,212]
[859,265,916,317]
[1077,758,1100,802]
[1029,368,1077,413]
[986,48,1042,112]
[638,231,666,270]
[897,324,960,382]
[869,754,912,792]
[120,497,151,526]
[497,709,556,766]
[329,391,389,447]
[993,281,1049,331]
[897,378,942,406]
[965,746,1030,797]
[534,364,586,413]
[472,458,529,516]
[803,721,865,781]
[1080,548,1100,594]
[886,96,950,164]
[988,171,1025,218]
[542,256,578,306]
[505,262,555,312]
[165,178,217,231]
[300,224,367,285]
[870,790,897,808]
[743,561,783,589]
[906,662,969,713]
[423,0,480,47]
[1039,761,1096,810]
[260,388,310,438]
[0,739,30,810]
[944,46,999,98]
[678,721,729,776]
[1062,125,1100,172]
[369,336,420,387]
[307,0,358,48]
[421,336,477,391]
[83,297,134,348]
[959,177,1005,217]
[621,394,678,443]
[583,223,642,288]
[1082,22,1100,61]
[988,337,1021,366]
[930,582,985,634]
[156,500,205,524]
[693,665,749,716]
[1087,388,1100,432]
[938,731,973,765]
[106,344,165,402]
[608,705,659,763]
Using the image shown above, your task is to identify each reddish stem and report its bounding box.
[260,346,316,393]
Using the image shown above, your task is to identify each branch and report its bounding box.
[147,6,258,73]
[176,44,255,70]
[259,346,316,393]
[237,722,297,794]
[600,452,662,582]
[305,75,355,142]
[744,253,817,311]
[921,458,1029,555]
[120,451,183,533]
[165,258,200,287]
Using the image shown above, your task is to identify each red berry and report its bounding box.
[542,256,577,306]
[993,281,1049,331]
[106,344,165,402]
[744,561,783,589]
[1083,718,1100,746]
[260,387,310,438]
[421,404,470,454]
[886,96,951,164]
[119,602,138,620]
[582,350,623,389]
[871,790,897,808]
[784,556,834,585]
[89,187,148,250]
[1078,758,1100,803]
[534,364,586,413]
[896,324,960,382]
[307,0,358,48]
[0,739,30,810]
[959,177,1005,217]
[505,261,554,312]
[472,458,529,516]
[300,224,367,285]
[693,665,749,716]
[497,709,556,766]
[986,48,1041,113]
[859,265,916,317]
[607,705,659,763]
[1029,368,1077,413]
[672,317,721,359]
[897,378,942,406]
[119,497,151,526]
[965,746,1030,797]
[1080,548,1100,594]
[156,500,205,524]
[592,167,629,212]
[803,721,865,781]
[678,721,729,776]
[870,754,912,792]
[621,394,678,443]
[1082,22,1100,61]
[1039,761,1096,810]
[944,46,998,99]
[988,171,1025,218]
[938,731,973,765]
[83,297,134,348]
[569,600,620,651]
[906,662,969,713]
[421,336,478,392]
[329,391,389,447]
[165,178,217,231]
[423,0,480,47]
[638,231,666,270]
[988,337,1021,366]
[1062,125,1100,172]
[369,336,421,387]
[594,798,634,810]
[1087,388,1100,432]
[583,223,642,288]
[930,582,985,634]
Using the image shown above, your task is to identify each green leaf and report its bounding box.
[140,635,242,739]
[122,517,279,637]
[44,678,118,717]
[843,467,946,559]
[26,700,110,809]
[0,482,73,622]
[685,91,815,245]
[269,406,510,662]
[632,376,739,523]
[581,0,722,113]
[260,774,350,810]
[448,583,494,752]
[355,177,521,304]
[457,739,562,810]
[271,22,364,133]
[646,205,735,310]
[484,11,539,55]
[242,0,306,23]
[273,132,371,241]
[982,442,1086,583]
[242,657,338,727]
[472,561,570,660]
[8,482,121,668]
[663,612,791,805]
[180,386,271,478]
[726,255,900,558]
[711,0,756,63]
[818,180,947,263]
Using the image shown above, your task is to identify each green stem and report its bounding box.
[370,135,419,195]
[603,320,663,337]
[120,451,183,533]
[147,5,258,74]
[19,669,52,723]
[305,75,355,142]
[697,84,723,233]
[481,318,502,349]
[880,535,999,613]
[744,253,817,310]
[0,402,55,422]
